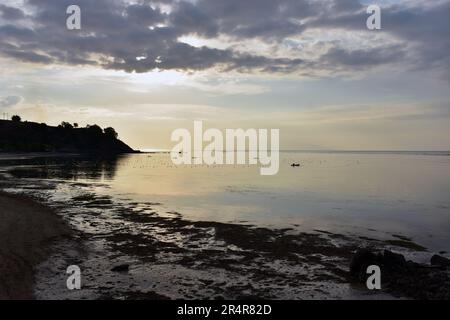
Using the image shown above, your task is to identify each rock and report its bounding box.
[111,264,130,272]
[382,250,406,269]
[430,255,450,267]
[349,248,379,280]
[349,249,450,299]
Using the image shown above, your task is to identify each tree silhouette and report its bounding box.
[86,124,103,136]
[60,121,73,129]
[11,115,21,122]
[104,127,118,139]
[0,118,132,153]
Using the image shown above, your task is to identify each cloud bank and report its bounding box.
[0,0,448,77]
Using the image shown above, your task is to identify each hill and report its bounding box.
[0,119,136,154]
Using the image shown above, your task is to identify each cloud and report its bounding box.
[320,45,406,69]
[0,95,23,108]
[312,1,450,76]
[0,0,448,77]
[0,4,26,20]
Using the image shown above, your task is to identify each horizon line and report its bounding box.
[138,149,450,154]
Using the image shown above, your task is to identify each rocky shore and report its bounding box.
[350,248,450,299]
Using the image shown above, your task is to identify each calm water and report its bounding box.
[2,151,450,299]
[35,151,449,253]
[2,151,450,252]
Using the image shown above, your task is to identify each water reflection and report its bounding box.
[3,155,124,181]
[2,151,450,252]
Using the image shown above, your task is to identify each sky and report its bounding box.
[0,0,450,151]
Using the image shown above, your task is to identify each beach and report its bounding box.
[0,192,69,299]
[0,152,449,300]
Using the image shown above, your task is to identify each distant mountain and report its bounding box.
[0,119,136,154]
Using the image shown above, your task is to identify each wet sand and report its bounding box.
[0,192,70,299]
[0,188,448,300]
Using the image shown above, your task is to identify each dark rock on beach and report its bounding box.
[383,250,407,269]
[111,264,130,272]
[349,248,378,281]
[350,248,450,299]
[430,255,450,268]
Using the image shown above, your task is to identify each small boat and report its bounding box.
[291,163,300,167]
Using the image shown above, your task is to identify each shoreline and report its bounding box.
[0,188,448,299]
[0,191,71,299]
[0,151,140,161]
[0,155,448,299]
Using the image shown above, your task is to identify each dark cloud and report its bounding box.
[0,96,23,108]
[0,24,37,41]
[169,1,219,37]
[312,1,450,75]
[125,4,165,25]
[384,2,450,73]
[0,4,26,20]
[0,0,448,76]
[321,45,406,68]
[2,49,53,63]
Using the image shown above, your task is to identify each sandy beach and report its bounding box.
[0,192,69,299]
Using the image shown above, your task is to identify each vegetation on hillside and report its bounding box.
[0,116,133,154]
